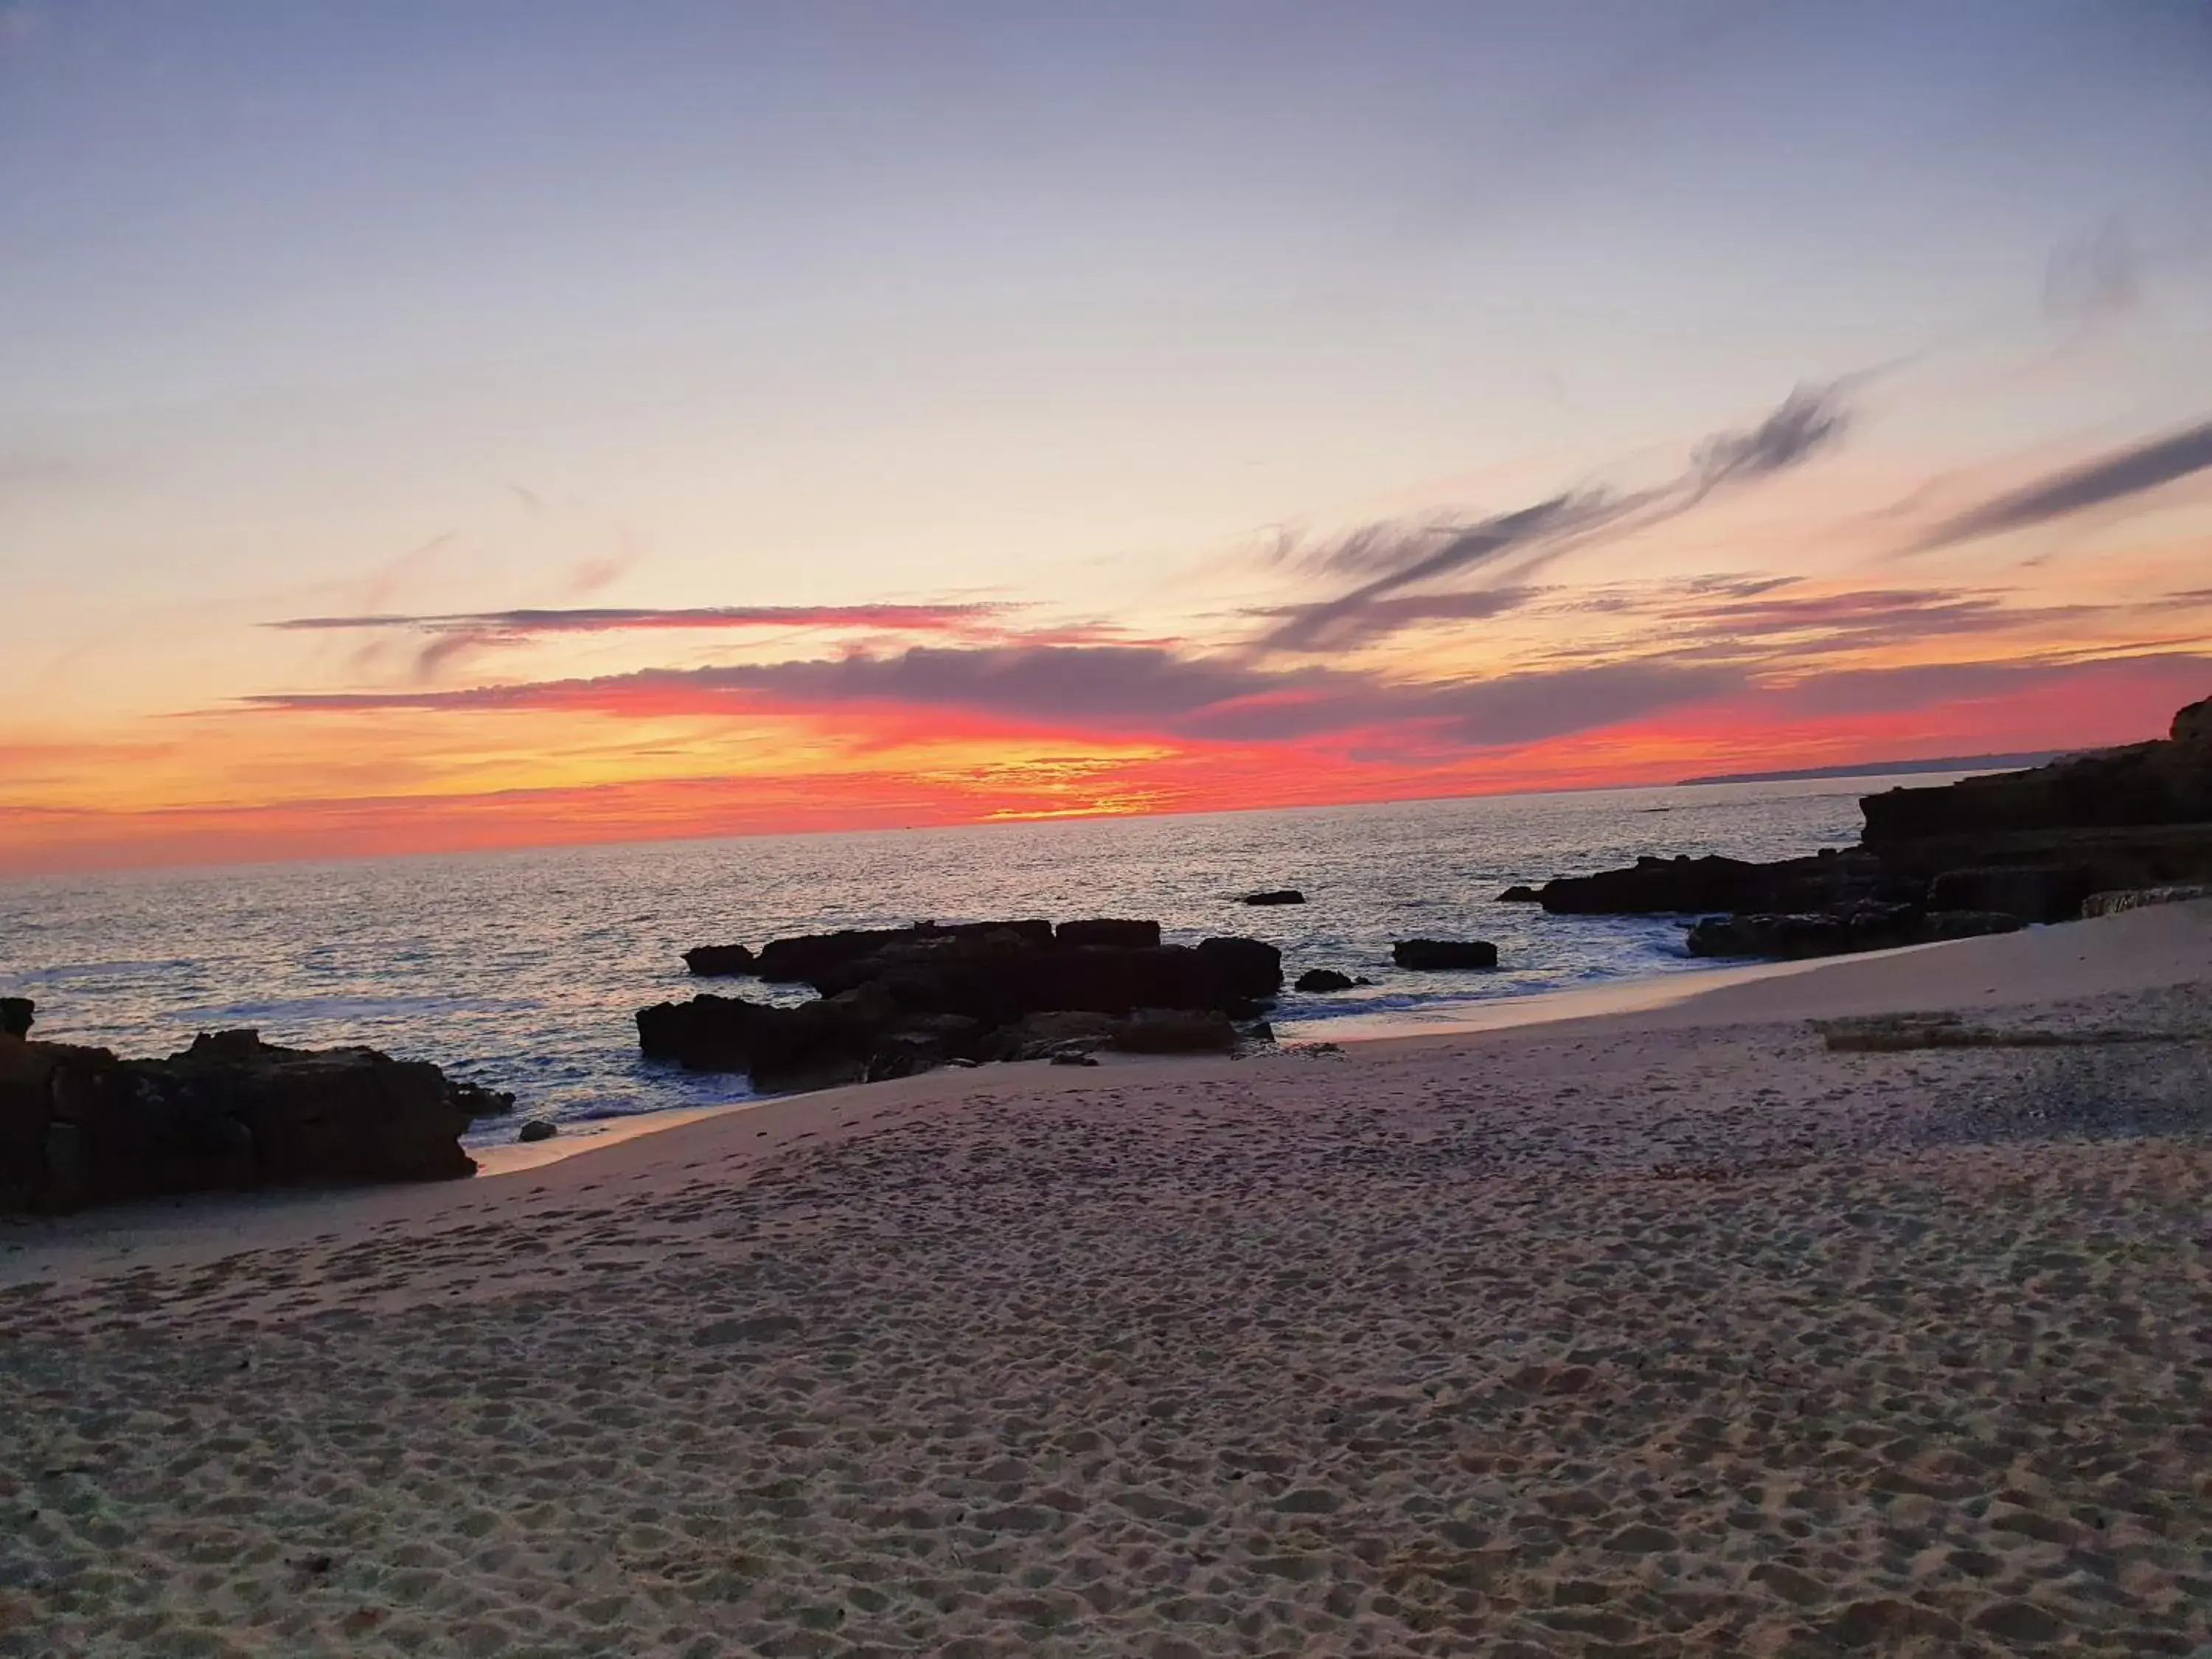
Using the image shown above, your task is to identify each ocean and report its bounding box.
[0,773,1964,1143]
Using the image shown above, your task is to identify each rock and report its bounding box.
[1926,864,2096,925]
[682,943,757,976]
[1048,1051,1099,1067]
[1241,889,1305,905]
[1688,905,2022,959]
[642,919,1283,1090]
[1195,936,1283,999]
[1391,939,1498,970]
[1495,885,1540,902]
[0,998,30,1038]
[1540,852,1899,916]
[1686,912,1846,959]
[2081,883,2212,917]
[516,1119,557,1142]
[1294,968,1355,993]
[1110,1009,1237,1054]
[1055,918,1161,949]
[1,1029,497,1214]
[1918,908,2024,942]
[635,994,757,1070]
[986,1010,1120,1061]
[756,919,1053,984]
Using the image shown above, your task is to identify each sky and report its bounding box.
[3,0,2211,874]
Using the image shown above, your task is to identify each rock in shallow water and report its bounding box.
[1294,969,1356,993]
[1391,939,1499,971]
[639,920,1284,1087]
[681,943,757,976]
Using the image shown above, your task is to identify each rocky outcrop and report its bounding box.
[0,998,31,1039]
[1241,889,1305,906]
[1495,885,1540,903]
[1531,694,2212,959]
[641,920,1283,1087]
[1,1020,510,1214]
[1392,939,1499,970]
[1294,968,1357,993]
[1861,696,2212,844]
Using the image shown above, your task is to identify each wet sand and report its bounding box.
[3,902,2209,1657]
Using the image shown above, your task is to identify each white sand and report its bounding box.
[3,902,2208,1656]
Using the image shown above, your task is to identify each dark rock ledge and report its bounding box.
[1,1006,511,1214]
[1528,693,2212,960]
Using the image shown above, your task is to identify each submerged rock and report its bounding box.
[682,943,757,976]
[1241,888,1305,906]
[0,1028,507,1214]
[1392,939,1499,970]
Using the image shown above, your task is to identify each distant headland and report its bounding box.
[1677,751,2066,787]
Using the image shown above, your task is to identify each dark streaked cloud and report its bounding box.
[1660,585,2103,653]
[1265,383,1851,653]
[1912,419,2212,552]
[1245,586,1540,650]
[244,642,1739,751]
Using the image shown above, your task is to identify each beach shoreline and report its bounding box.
[3,901,2208,1656]
[7,902,2208,1282]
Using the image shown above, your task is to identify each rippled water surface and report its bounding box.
[0,776,1963,1139]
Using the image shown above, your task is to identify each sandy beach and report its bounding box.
[4,903,2209,1658]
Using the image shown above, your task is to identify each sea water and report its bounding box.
[0,773,1967,1140]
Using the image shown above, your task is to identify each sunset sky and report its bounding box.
[4,1,2211,874]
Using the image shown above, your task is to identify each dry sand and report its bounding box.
[3,903,2209,1658]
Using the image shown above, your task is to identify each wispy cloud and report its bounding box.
[1263,383,1851,653]
[271,602,1015,636]
[2044,216,2140,327]
[1911,418,2212,552]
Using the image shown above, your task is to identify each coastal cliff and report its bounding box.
[1534,694,2212,956]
